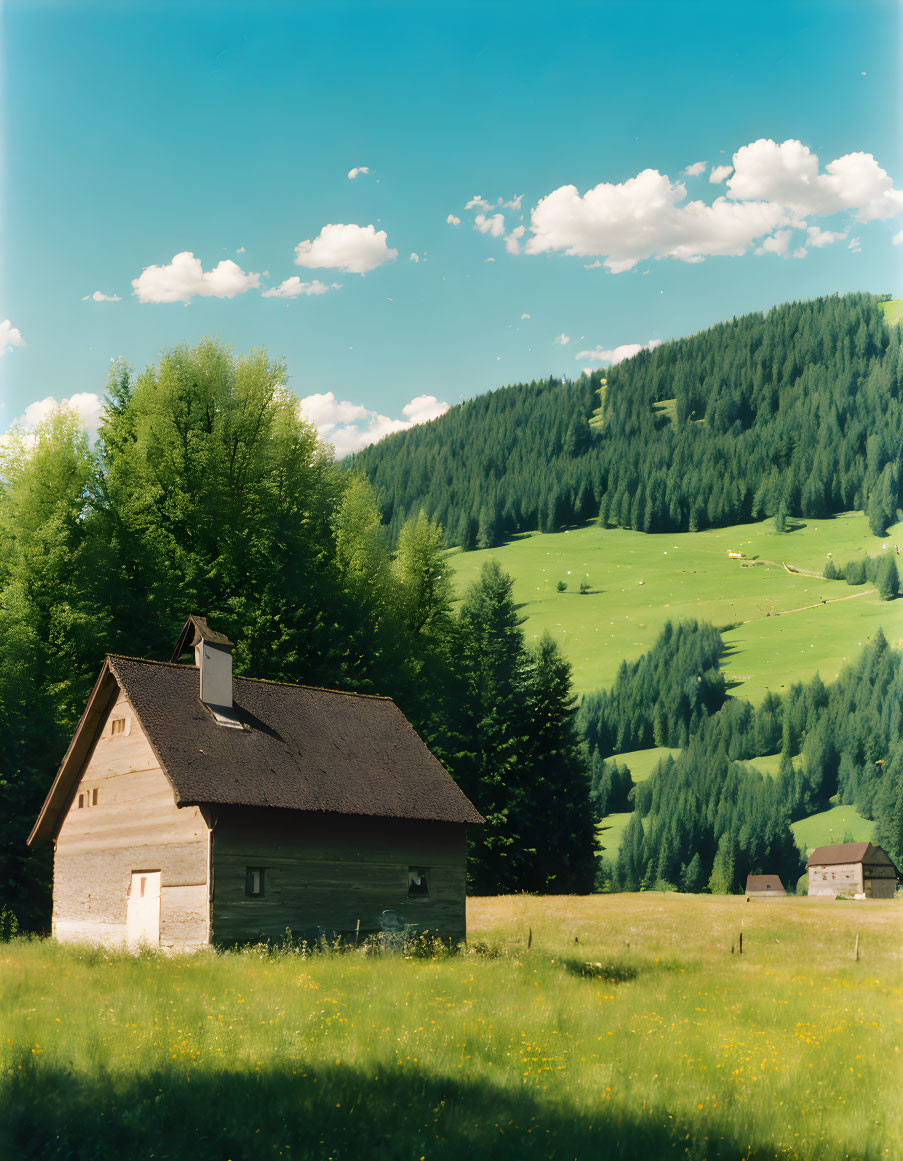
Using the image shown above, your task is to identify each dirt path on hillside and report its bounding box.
[740,587,877,624]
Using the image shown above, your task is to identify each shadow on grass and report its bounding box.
[0,1056,857,1161]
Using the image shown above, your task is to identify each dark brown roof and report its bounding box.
[745,874,786,894]
[30,656,483,845]
[806,842,894,868]
[112,655,483,823]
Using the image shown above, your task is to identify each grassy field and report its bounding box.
[1,894,899,1161]
[879,298,903,326]
[450,511,903,704]
[791,805,876,855]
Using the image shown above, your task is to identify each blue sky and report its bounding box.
[2,0,901,453]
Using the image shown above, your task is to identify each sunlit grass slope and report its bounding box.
[451,512,903,703]
[791,805,876,856]
[879,298,903,326]
[1,894,899,1161]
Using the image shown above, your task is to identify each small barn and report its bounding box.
[806,842,899,899]
[745,874,786,897]
[28,616,483,949]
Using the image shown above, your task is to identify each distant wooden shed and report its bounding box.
[806,842,898,899]
[29,616,483,949]
[745,874,786,897]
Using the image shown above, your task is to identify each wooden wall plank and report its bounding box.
[52,692,209,949]
[211,809,467,945]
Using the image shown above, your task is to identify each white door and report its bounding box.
[126,871,161,948]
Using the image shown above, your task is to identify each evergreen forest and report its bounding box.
[352,293,903,544]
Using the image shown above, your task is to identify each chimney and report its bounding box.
[171,616,242,727]
[195,638,233,710]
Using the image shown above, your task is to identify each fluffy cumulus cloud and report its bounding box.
[10,392,105,442]
[1,319,26,355]
[347,166,370,179]
[577,338,662,367]
[894,229,903,246]
[474,212,506,237]
[755,229,792,256]
[553,333,570,345]
[132,251,261,303]
[261,277,340,299]
[447,214,462,227]
[82,290,121,302]
[298,391,449,457]
[294,223,397,274]
[726,139,903,220]
[467,139,903,272]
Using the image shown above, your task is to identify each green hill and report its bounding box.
[450,510,902,703]
[355,293,902,546]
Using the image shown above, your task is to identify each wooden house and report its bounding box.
[806,842,898,899]
[28,616,483,950]
[745,874,786,897]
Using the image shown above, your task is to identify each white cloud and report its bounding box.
[525,168,788,271]
[13,392,105,441]
[848,237,862,252]
[409,252,420,263]
[131,251,261,303]
[298,391,450,457]
[82,290,122,302]
[465,194,492,211]
[727,139,903,221]
[482,138,903,273]
[806,225,846,247]
[553,333,570,345]
[401,394,449,424]
[503,194,524,211]
[893,229,903,246]
[236,246,246,254]
[505,224,525,254]
[347,166,370,179]
[447,214,462,226]
[1,319,26,355]
[576,338,662,366]
[683,161,707,177]
[474,212,506,238]
[755,229,792,257]
[261,277,340,299]
[294,223,397,274]
[521,312,531,320]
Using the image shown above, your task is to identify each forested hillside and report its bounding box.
[352,293,903,544]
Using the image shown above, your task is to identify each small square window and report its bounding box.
[408,867,430,897]
[245,868,265,897]
[111,718,125,735]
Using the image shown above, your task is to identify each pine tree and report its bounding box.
[876,554,900,601]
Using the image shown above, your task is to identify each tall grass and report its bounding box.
[1,894,900,1160]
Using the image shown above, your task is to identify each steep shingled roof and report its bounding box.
[108,656,483,824]
[745,874,786,894]
[30,655,483,845]
[806,842,893,868]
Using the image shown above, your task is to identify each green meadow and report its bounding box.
[2,894,899,1161]
[450,511,903,705]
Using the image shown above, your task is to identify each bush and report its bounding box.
[556,580,568,592]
